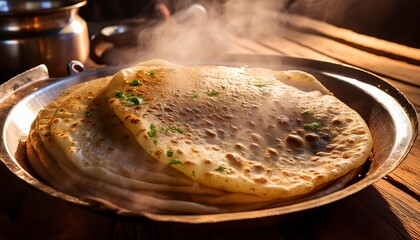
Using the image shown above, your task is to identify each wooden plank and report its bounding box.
[387,134,420,197]
[374,180,420,240]
[0,163,113,239]
[275,181,418,240]
[112,218,288,240]
[280,27,420,87]
[230,36,282,55]
[226,45,255,55]
[283,14,420,65]
[384,79,420,111]
[225,42,257,55]
[257,36,341,63]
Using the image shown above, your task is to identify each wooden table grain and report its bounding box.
[0,14,418,239]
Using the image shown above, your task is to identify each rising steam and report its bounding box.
[120,0,288,64]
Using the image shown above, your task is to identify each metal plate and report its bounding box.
[0,55,417,225]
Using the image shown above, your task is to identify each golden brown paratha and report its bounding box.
[104,60,372,199]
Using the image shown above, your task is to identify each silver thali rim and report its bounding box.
[0,54,417,224]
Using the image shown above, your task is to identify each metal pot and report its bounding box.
[89,3,207,65]
[0,0,88,77]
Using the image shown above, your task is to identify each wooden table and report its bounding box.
[0,14,419,239]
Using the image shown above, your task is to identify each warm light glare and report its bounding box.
[3,105,37,161]
[324,73,412,145]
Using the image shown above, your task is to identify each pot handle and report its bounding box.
[67,60,86,75]
[89,31,108,65]
[89,25,137,65]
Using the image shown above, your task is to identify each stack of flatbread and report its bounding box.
[25,60,373,215]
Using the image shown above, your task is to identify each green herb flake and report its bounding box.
[215,165,226,172]
[124,96,144,106]
[221,85,226,89]
[303,121,322,131]
[129,79,142,86]
[115,90,125,98]
[168,126,184,134]
[205,90,219,97]
[192,170,195,177]
[168,159,183,165]
[148,71,156,77]
[166,149,174,157]
[190,92,199,99]
[301,110,315,116]
[147,124,158,138]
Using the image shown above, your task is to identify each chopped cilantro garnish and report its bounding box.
[301,110,315,116]
[147,124,159,144]
[168,126,184,134]
[303,121,322,131]
[115,90,125,98]
[215,165,226,172]
[129,79,142,86]
[205,90,219,96]
[148,71,156,76]
[147,124,158,138]
[116,91,145,106]
[124,96,144,106]
[146,124,184,145]
[221,85,226,89]
[168,159,183,165]
[166,149,174,157]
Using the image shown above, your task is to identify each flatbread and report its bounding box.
[104,60,373,199]
[26,76,283,214]
[25,60,373,214]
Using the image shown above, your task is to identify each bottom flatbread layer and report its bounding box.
[27,128,360,215]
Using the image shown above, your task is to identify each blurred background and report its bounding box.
[80,0,420,48]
